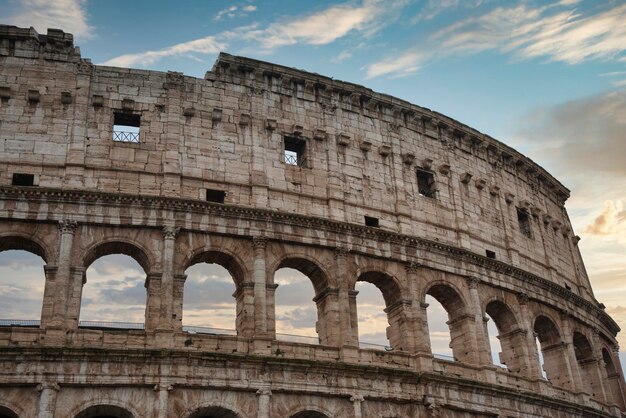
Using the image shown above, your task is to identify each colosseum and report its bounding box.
[0,24,624,418]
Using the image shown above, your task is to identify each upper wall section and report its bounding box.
[0,25,595,301]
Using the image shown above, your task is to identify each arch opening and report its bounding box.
[81,254,147,327]
[485,300,522,371]
[291,412,330,418]
[534,315,570,388]
[356,271,405,350]
[425,294,453,360]
[0,249,46,324]
[426,284,468,361]
[187,405,242,418]
[274,266,319,344]
[182,261,237,335]
[0,405,18,418]
[74,405,134,418]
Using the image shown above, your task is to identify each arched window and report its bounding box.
[425,284,468,362]
[187,406,242,418]
[81,254,147,327]
[0,405,18,418]
[355,280,389,349]
[182,251,242,335]
[573,331,604,399]
[602,347,626,409]
[484,300,525,372]
[356,271,409,351]
[291,411,331,418]
[425,294,453,360]
[74,405,134,418]
[273,257,332,345]
[274,266,318,343]
[0,249,46,323]
[534,315,571,389]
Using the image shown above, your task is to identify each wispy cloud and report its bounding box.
[367,2,626,78]
[102,0,407,67]
[4,0,94,40]
[584,201,625,236]
[102,35,226,67]
[214,3,257,21]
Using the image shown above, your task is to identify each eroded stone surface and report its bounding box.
[0,25,625,418]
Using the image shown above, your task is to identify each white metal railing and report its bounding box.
[113,130,140,143]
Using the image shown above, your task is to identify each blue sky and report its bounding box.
[1,0,626,373]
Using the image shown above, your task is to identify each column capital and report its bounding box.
[58,219,77,235]
[162,225,180,240]
[334,246,349,259]
[37,382,60,392]
[466,276,480,289]
[350,395,364,403]
[252,236,268,250]
[154,383,173,392]
[256,388,272,396]
[405,261,421,274]
[516,292,529,305]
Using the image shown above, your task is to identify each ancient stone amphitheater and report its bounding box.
[0,25,624,418]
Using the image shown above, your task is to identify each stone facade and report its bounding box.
[0,25,624,418]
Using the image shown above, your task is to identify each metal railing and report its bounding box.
[284,152,308,168]
[182,325,237,336]
[113,130,140,143]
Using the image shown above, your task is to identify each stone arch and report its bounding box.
[272,253,335,345]
[79,239,152,327]
[0,233,50,264]
[184,248,247,287]
[74,404,135,418]
[0,405,19,418]
[82,238,153,274]
[272,254,333,294]
[185,405,243,418]
[180,248,248,334]
[533,315,572,389]
[356,270,411,351]
[290,411,331,418]
[601,345,626,409]
[484,299,528,373]
[572,331,605,400]
[0,233,50,325]
[424,281,471,362]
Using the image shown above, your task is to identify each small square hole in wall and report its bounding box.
[486,250,496,259]
[417,169,436,198]
[517,208,532,238]
[364,216,379,227]
[206,189,226,203]
[12,173,34,186]
[284,136,307,167]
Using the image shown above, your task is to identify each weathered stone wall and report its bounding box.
[0,25,624,418]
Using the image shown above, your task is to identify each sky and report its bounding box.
[0,0,625,374]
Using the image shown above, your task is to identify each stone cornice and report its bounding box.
[0,186,617,335]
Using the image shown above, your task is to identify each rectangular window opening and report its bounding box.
[486,249,496,259]
[12,173,34,187]
[113,112,141,143]
[206,189,226,204]
[517,208,532,238]
[417,169,436,198]
[284,136,307,168]
[364,216,379,227]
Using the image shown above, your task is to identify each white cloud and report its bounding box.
[214,4,257,21]
[584,201,624,236]
[101,35,226,67]
[242,5,257,12]
[5,0,94,40]
[367,2,626,78]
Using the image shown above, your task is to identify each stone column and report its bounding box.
[51,219,77,329]
[350,395,364,418]
[145,273,163,332]
[155,383,173,418]
[385,300,414,352]
[587,328,610,402]
[40,265,58,329]
[559,311,583,392]
[466,277,492,366]
[256,387,271,418]
[517,292,542,379]
[334,247,356,346]
[406,263,430,354]
[37,382,59,418]
[265,283,278,339]
[172,274,187,332]
[252,237,268,336]
[160,226,179,330]
[65,267,87,329]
